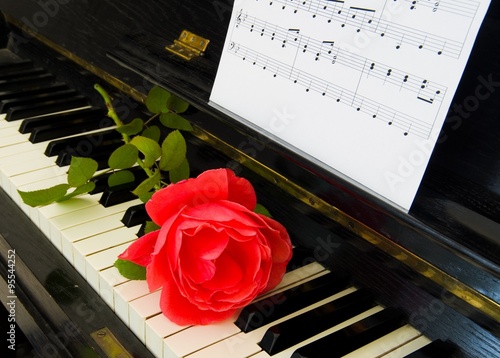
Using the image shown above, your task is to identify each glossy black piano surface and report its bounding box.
[0,1,498,357]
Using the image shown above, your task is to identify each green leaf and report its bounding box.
[159,130,187,171]
[116,118,144,136]
[108,170,135,187]
[132,170,161,196]
[67,157,98,187]
[142,125,161,143]
[159,112,193,131]
[108,144,139,170]
[114,259,146,280]
[144,221,160,234]
[169,158,190,183]
[130,136,162,167]
[145,86,171,114]
[18,184,70,207]
[139,191,154,203]
[57,182,96,202]
[254,203,272,217]
[166,95,189,114]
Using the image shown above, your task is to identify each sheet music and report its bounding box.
[210,0,491,210]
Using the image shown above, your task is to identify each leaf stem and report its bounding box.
[95,84,160,191]
[94,84,130,143]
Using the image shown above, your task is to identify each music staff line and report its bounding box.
[237,12,446,104]
[400,0,480,18]
[260,0,475,58]
[228,42,434,139]
[272,0,480,19]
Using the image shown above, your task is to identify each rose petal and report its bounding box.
[182,201,263,227]
[160,279,237,325]
[259,215,293,264]
[179,226,229,284]
[146,169,231,225]
[202,252,243,290]
[181,224,229,261]
[117,230,159,266]
[225,169,256,210]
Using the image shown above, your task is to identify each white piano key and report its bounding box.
[36,195,100,237]
[7,157,64,179]
[73,226,138,276]
[0,129,31,146]
[0,143,45,167]
[99,266,129,309]
[185,287,358,358]
[0,142,47,164]
[0,155,56,187]
[60,211,130,262]
[380,335,432,357]
[49,199,141,250]
[0,124,24,139]
[129,290,162,343]
[248,306,385,358]
[145,314,189,358]
[163,312,241,358]
[114,279,150,325]
[341,324,423,358]
[0,118,19,130]
[85,242,132,291]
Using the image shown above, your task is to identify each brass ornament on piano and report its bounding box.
[166,30,210,61]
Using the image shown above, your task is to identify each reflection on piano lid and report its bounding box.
[0,1,498,357]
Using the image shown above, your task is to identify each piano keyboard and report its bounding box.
[0,56,453,357]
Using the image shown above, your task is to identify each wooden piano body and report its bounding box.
[0,0,498,357]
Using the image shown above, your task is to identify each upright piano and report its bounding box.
[0,1,498,357]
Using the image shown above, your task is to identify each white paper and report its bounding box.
[210,0,491,210]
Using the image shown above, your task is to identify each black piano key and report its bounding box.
[99,170,149,207]
[0,73,55,92]
[0,82,68,102]
[405,339,455,357]
[20,107,106,134]
[44,129,121,157]
[0,89,78,113]
[90,166,145,195]
[259,289,375,355]
[286,246,318,272]
[290,308,406,358]
[0,67,45,81]
[30,119,114,143]
[56,142,121,169]
[0,59,33,73]
[6,95,89,121]
[99,182,139,207]
[121,204,149,228]
[235,272,350,333]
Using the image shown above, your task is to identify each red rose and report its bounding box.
[118,168,292,325]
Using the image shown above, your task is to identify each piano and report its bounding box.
[0,1,498,357]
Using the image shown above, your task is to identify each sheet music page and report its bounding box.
[210,0,491,210]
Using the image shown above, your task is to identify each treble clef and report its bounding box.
[236,10,242,27]
[236,9,247,28]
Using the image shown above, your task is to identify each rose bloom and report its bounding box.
[118,168,292,325]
